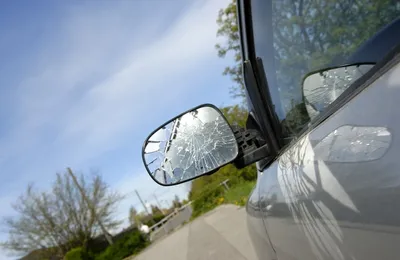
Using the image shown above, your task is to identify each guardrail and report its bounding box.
[147,179,230,241]
[149,202,193,241]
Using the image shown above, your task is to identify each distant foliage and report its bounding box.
[94,231,148,260]
[129,206,139,226]
[152,213,165,224]
[215,0,244,99]
[172,195,182,209]
[65,247,92,260]
[1,169,122,257]
[216,0,400,134]
[150,205,163,216]
[220,105,248,128]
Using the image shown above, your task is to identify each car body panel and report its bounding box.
[252,60,400,260]
[246,177,277,260]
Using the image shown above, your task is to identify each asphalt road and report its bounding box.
[131,204,258,260]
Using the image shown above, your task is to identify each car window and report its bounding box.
[250,0,400,138]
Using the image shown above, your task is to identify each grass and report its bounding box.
[190,180,256,221]
[223,181,256,206]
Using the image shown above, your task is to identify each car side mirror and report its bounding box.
[142,104,239,186]
[302,63,375,119]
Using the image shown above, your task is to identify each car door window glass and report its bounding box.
[251,0,400,138]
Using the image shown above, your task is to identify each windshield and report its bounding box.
[251,0,400,136]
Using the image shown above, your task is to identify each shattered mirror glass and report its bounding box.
[142,105,238,185]
[303,64,374,119]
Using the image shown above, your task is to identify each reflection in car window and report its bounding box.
[251,0,400,137]
[303,64,374,119]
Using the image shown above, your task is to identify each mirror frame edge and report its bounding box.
[141,103,240,186]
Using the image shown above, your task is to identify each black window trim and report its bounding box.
[237,0,281,157]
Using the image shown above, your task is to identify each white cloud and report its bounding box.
[0,0,231,174]
[55,0,230,159]
[0,0,230,168]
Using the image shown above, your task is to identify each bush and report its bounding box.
[142,219,155,227]
[95,230,148,260]
[238,164,257,181]
[65,247,92,260]
[188,157,258,218]
[152,213,165,224]
[141,213,165,227]
[190,184,225,218]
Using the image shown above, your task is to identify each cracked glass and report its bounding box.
[314,125,392,162]
[303,64,374,119]
[143,106,238,185]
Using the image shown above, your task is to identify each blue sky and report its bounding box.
[0,0,238,258]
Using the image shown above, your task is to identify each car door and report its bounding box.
[259,60,400,260]
[245,0,400,260]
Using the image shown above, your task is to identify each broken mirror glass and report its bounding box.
[142,105,239,185]
[303,64,375,119]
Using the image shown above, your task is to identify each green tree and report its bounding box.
[215,0,244,99]
[270,0,400,99]
[271,0,399,133]
[216,0,399,134]
[172,195,182,209]
[129,206,140,227]
[150,205,162,216]
[220,104,248,127]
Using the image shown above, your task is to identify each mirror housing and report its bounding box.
[142,104,239,186]
[302,63,375,119]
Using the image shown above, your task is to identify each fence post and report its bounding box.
[220,179,230,191]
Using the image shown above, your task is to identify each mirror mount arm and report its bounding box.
[231,125,270,169]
